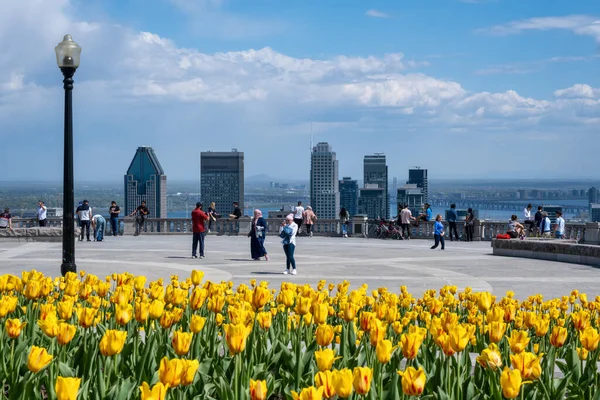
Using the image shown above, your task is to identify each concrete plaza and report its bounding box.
[0,235,598,299]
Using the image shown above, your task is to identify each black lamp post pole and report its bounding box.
[60,67,77,275]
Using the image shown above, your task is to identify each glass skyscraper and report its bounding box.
[201,150,244,214]
[407,168,428,204]
[339,177,358,217]
[124,146,167,218]
[363,154,389,219]
[310,142,339,219]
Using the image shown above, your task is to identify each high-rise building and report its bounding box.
[397,184,424,215]
[310,142,339,219]
[591,204,600,222]
[359,187,386,220]
[407,167,428,203]
[201,150,244,213]
[589,187,599,206]
[363,154,389,219]
[339,177,359,217]
[124,146,167,218]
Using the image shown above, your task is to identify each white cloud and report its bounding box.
[479,15,600,43]
[554,84,600,99]
[366,9,390,18]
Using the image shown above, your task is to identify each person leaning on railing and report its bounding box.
[0,208,12,231]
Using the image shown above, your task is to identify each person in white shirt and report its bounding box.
[37,201,47,227]
[76,200,92,241]
[540,211,552,238]
[279,214,298,275]
[523,204,535,233]
[554,210,565,239]
[91,214,106,242]
[292,201,305,236]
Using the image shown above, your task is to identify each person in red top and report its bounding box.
[191,202,209,259]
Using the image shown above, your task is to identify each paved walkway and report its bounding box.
[0,236,598,299]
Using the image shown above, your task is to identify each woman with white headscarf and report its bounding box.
[279,214,298,275]
[249,209,268,260]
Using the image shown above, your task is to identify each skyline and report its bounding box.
[1,0,599,181]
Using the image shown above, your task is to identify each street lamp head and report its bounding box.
[55,35,81,69]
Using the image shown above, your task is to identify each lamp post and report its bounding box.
[55,35,81,276]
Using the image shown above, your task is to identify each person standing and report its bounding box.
[339,207,350,238]
[249,209,268,260]
[554,210,565,239]
[465,208,475,242]
[91,214,106,242]
[400,204,415,239]
[447,204,459,241]
[109,201,120,236]
[430,214,445,250]
[37,201,47,227]
[293,201,305,236]
[207,202,220,233]
[0,208,12,230]
[76,200,92,241]
[129,201,149,236]
[540,211,552,238]
[303,206,317,237]
[279,214,298,275]
[534,206,543,236]
[523,204,535,233]
[191,202,208,259]
[229,202,242,220]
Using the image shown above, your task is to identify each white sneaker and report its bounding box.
[283,269,289,275]
[291,269,297,275]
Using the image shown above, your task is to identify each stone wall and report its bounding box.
[0,228,66,242]
[492,238,600,267]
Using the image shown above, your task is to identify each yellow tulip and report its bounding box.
[55,376,81,400]
[352,366,372,395]
[368,318,386,347]
[115,303,133,326]
[332,368,353,398]
[549,326,568,348]
[449,324,470,353]
[24,280,42,300]
[510,351,543,380]
[397,366,427,396]
[190,315,206,334]
[291,386,324,400]
[400,332,424,360]
[295,297,312,316]
[139,382,168,400]
[135,301,150,323]
[190,287,208,310]
[5,318,26,339]
[171,330,193,356]
[39,314,60,338]
[257,311,272,330]
[580,327,600,352]
[252,286,271,310]
[315,371,336,399]
[278,289,296,308]
[57,300,74,320]
[477,292,493,312]
[571,310,591,331]
[341,302,359,322]
[376,339,393,364]
[250,379,268,400]
[476,343,503,370]
[27,346,53,373]
[315,348,339,371]
[99,330,127,357]
[191,270,204,286]
[312,303,329,325]
[180,359,199,386]
[76,307,98,329]
[149,300,165,319]
[159,357,184,386]
[224,323,250,355]
[57,323,77,346]
[208,295,226,314]
[500,367,523,399]
[487,321,506,344]
[577,347,588,360]
[534,318,550,337]
[359,311,375,332]
[508,330,530,354]
[316,324,335,347]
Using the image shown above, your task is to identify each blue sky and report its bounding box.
[1,0,599,182]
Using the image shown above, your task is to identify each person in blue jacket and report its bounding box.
[430,214,445,250]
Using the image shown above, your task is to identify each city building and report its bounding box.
[591,204,600,222]
[407,167,428,203]
[124,146,167,218]
[339,177,359,217]
[543,205,563,223]
[397,185,424,215]
[310,142,339,219]
[359,186,386,220]
[363,154,389,219]
[201,149,244,214]
[589,187,599,206]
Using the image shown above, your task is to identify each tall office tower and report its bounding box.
[201,149,245,213]
[407,167,428,203]
[339,177,359,217]
[358,186,386,220]
[124,146,167,218]
[591,204,600,222]
[397,184,424,215]
[589,187,599,206]
[310,142,339,219]
[364,154,389,219]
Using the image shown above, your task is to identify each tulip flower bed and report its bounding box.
[0,270,599,400]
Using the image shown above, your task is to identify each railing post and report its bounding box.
[474,220,482,241]
[584,223,600,245]
[351,215,368,238]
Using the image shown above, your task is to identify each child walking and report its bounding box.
[431,214,445,250]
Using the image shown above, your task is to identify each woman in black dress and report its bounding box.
[249,209,268,260]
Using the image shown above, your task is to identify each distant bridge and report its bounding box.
[430,199,587,214]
